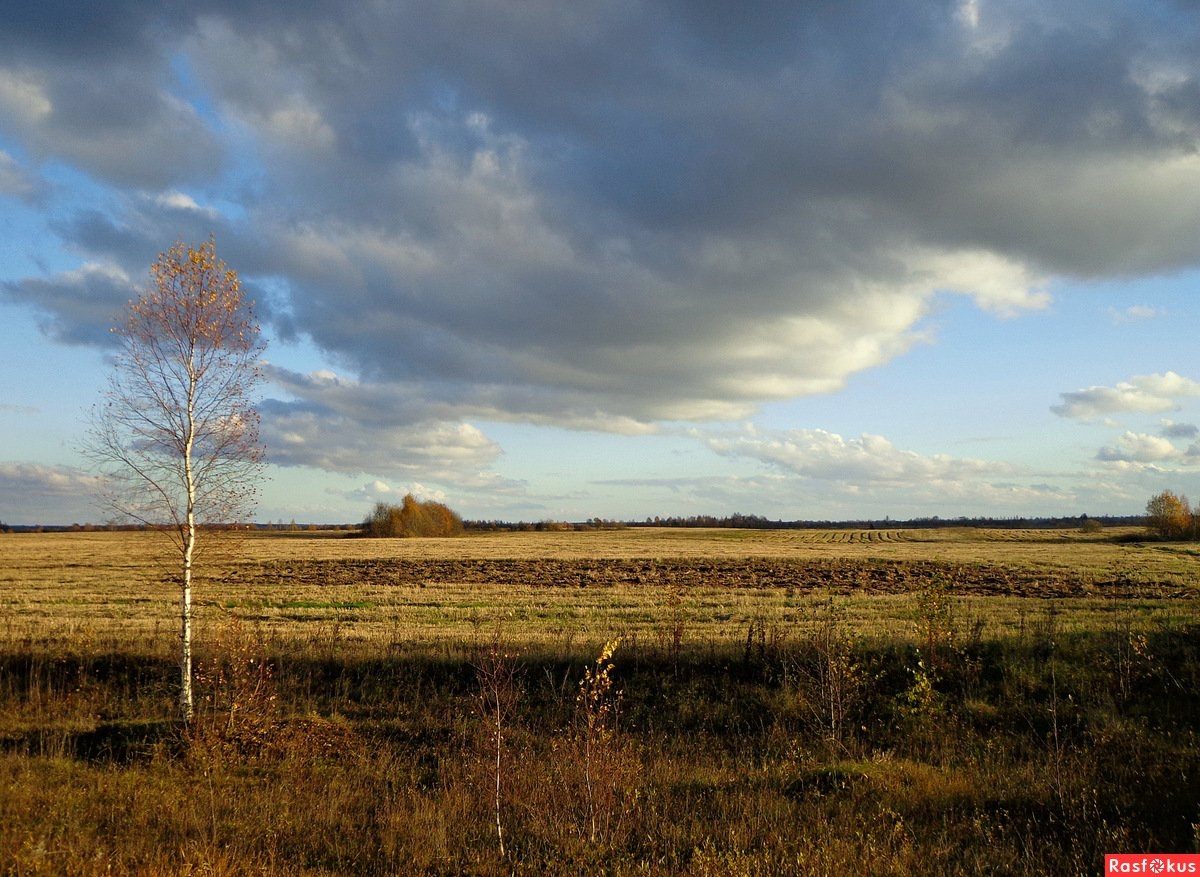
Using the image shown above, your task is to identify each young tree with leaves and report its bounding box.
[1145,489,1193,540]
[86,238,265,722]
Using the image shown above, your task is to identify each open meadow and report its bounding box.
[1,527,1198,874]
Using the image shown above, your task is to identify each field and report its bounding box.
[1,527,1198,874]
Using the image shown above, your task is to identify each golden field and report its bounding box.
[0,526,1197,875]
[1,526,1196,650]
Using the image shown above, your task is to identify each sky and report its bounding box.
[2,0,1200,525]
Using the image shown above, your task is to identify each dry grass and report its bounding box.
[0,528,1198,874]
[1,528,1196,649]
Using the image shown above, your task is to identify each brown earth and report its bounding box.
[224,556,1193,599]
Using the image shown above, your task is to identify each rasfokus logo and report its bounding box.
[1106,854,1200,874]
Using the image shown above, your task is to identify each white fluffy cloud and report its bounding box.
[343,480,447,505]
[703,427,1019,486]
[1096,431,1183,464]
[693,427,1070,515]
[1051,372,1200,421]
[148,190,219,219]
[1093,430,1200,474]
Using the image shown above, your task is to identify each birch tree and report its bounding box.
[86,239,265,723]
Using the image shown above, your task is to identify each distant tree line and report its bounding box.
[0,522,360,534]
[6,509,1175,535]
[465,518,627,532]
[626,513,1145,531]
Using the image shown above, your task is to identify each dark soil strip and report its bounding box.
[219,557,1196,599]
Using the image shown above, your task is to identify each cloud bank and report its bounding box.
[697,426,1067,512]
[2,0,1199,490]
[704,428,1018,486]
[0,462,104,523]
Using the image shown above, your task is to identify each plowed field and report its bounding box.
[230,555,1190,599]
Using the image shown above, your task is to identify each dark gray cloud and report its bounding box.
[1161,419,1200,439]
[261,400,502,478]
[258,368,504,478]
[4,0,1200,447]
[0,262,137,346]
[0,62,219,189]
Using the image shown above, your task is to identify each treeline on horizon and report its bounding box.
[0,512,1148,534]
[464,512,1147,532]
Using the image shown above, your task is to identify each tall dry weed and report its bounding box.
[787,598,864,756]
[1103,615,1153,707]
[540,637,641,847]
[471,627,522,859]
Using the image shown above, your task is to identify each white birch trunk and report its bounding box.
[181,376,197,724]
[181,509,194,723]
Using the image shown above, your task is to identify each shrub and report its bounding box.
[1145,490,1193,540]
[362,495,464,537]
[786,599,864,756]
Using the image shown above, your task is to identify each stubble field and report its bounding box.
[0,527,1198,874]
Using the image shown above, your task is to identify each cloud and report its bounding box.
[695,426,1070,513]
[703,427,1020,487]
[261,399,501,480]
[0,461,101,493]
[262,364,663,436]
[0,149,38,200]
[1096,431,1183,464]
[0,461,103,523]
[0,36,220,187]
[1051,372,1200,420]
[1160,419,1199,439]
[1093,429,1200,478]
[147,190,219,219]
[1108,304,1165,324]
[4,1,1200,432]
[599,467,1076,518]
[260,367,555,502]
[341,480,447,505]
[260,369,531,488]
[0,262,137,346]
[613,429,1076,516]
[0,69,51,124]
